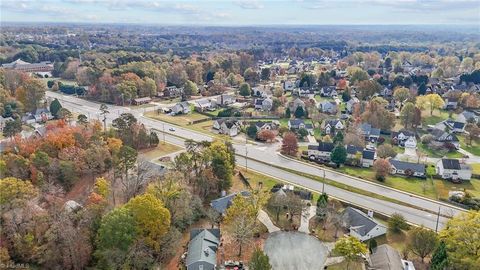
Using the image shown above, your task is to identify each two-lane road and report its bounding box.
[47,91,466,230]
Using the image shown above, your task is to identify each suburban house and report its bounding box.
[342,207,387,242]
[163,86,183,98]
[436,159,472,181]
[186,228,220,270]
[293,88,311,97]
[443,97,458,110]
[320,86,337,97]
[33,108,54,123]
[360,123,381,142]
[289,98,306,113]
[212,119,240,137]
[346,97,360,114]
[132,97,152,106]
[362,150,376,167]
[389,160,426,178]
[323,119,344,134]
[210,191,250,215]
[368,244,416,270]
[319,101,338,114]
[458,110,479,124]
[194,99,214,112]
[288,119,306,130]
[307,142,335,161]
[214,94,235,107]
[254,121,279,131]
[171,102,191,115]
[444,120,466,133]
[346,145,364,159]
[430,128,460,149]
[254,97,273,111]
[391,130,417,148]
[283,80,295,91]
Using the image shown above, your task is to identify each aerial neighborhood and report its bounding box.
[0,14,479,270]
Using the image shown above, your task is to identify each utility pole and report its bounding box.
[244,132,249,172]
[162,122,166,144]
[435,206,441,233]
[322,170,326,193]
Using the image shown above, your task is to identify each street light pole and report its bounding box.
[435,206,441,233]
[322,170,326,193]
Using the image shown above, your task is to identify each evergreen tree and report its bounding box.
[330,144,347,166]
[49,98,62,118]
[249,248,272,270]
[430,241,448,270]
[285,107,291,118]
[294,106,305,118]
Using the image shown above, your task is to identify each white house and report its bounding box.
[362,150,376,168]
[283,80,295,91]
[390,160,426,178]
[171,102,191,115]
[436,159,472,181]
[323,119,344,134]
[342,207,387,242]
[307,142,335,161]
[404,136,417,148]
[213,119,240,137]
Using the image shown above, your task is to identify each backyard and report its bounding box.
[139,142,183,161]
[421,110,450,126]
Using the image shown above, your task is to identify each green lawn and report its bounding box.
[458,136,480,156]
[422,110,450,126]
[337,166,438,199]
[139,142,183,160]
[417,142,463,158]
[327,260,364,270]
[40,77,78,87]
[434,178,480,199]
[471,163,480,175]
[145,111,210,126]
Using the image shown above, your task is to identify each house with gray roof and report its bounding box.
[362,149,376,167]
[389,160,426,178]
[318,101,338,114]
[171,102,191,115]
[458,110,479,124]
[342,207,387,242]
[210,191,250,215]
[444,120,466,133]
[436,159,472,181]
[368,244,416,270]
[186,229,220,270]
[360,123,381,142]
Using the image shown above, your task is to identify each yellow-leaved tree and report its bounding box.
[416,94,445,116]
[125,193,171,251]
[223,195,257,256]
[0,177,37,209]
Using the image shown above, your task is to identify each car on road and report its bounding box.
[169,127,176,132]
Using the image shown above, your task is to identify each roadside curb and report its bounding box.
[277,152,466,212]
[238,166,426,229]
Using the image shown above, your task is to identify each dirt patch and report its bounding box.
[217,233,268,265]
[65,175,96,204]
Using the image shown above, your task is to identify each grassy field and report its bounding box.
[40,77,78,87]
[145,111,210,126]
[472,163,480,175]
[422,110,450,126]
[458,136,480,156]
[417,143,464,158]
[337,166,438,199]
[139,142,183,160]
[327,260,364,270]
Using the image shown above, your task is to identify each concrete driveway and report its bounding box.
[264,231,328,270]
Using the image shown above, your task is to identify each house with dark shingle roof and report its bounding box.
[368,244,416,270]
[323,119,344,134]
[186,228,220,270]
[389,160,426,178]
[436,159,472,181]
[362,150,376,167]
[444,120,466,133]
[288,118,305,130]
[429,128,459,149]
[307,142,335,161]
[210,191,250,215]
[360,123,381,142]
[342,207,387,242]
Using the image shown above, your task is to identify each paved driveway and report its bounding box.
[264,231,327,270]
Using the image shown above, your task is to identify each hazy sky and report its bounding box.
[1,0,479,25]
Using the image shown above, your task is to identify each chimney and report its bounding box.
[204,248,209,256]
[367,210,374,218]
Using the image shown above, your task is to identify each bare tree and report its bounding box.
[121,158,157,201]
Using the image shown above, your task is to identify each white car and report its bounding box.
[169,127,176,132]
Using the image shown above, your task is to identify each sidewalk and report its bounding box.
[257,210,280,233]
[298,205,316,233]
